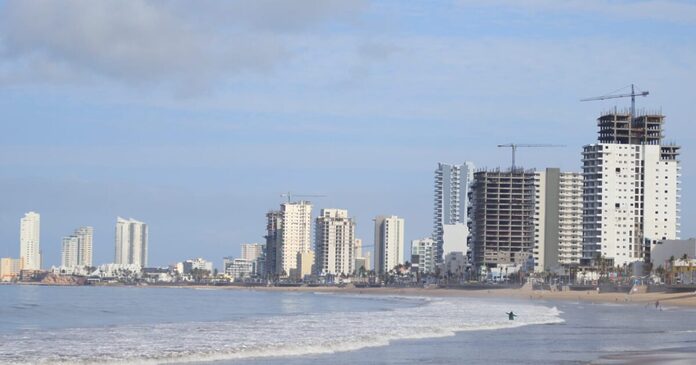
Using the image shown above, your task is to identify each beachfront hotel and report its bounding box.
[433,162,475,263]
[19,211,41,270]
[374,215,405,274]
[314,208,355,276]
[582,111,681,267]
[114,217,148,267]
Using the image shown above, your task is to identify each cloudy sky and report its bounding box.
[1,0,695,268]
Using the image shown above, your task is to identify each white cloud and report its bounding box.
[0,0,366,91]
[459,0,696,24]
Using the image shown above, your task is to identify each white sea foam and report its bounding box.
[0,295,563,365]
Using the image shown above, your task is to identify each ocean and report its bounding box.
[1,285,695,364]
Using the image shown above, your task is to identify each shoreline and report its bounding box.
[15,282,695,308]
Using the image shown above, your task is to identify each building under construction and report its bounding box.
[470,168,536,269]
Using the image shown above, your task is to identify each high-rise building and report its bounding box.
[582,111,681,267]
[114,217,148,267]
[269,201,312,277]
[470,169,536,269]
[61,236,79,267]
[374,215,405,274]
[411,237,436,274]
[19,211,41,270]
[61,226,94,268]
[264,210,282,277]
[315,209,355,276]
[433,162,475,262]
[532,169,583,272]
[75,226,94,267]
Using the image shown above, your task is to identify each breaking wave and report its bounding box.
[0,294,563,364]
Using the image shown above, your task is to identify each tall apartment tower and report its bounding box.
[61,236,79,267]
[470,169,536,269]
[532,169,583,272]
[241,243,265,276]
[374,215,405,274]
[264,210,283,276]
[19,211,41,270]
[114,217,148,266]
[582,111,680,267]
[274,201,313,277]
[433,162,475,262]
[75,226,94,267]
[315,209,355,276]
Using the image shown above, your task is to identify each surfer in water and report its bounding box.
[506,311,517,320]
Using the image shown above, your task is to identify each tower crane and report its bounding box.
[497,144,565,170]
[280,192,326,203]
[580,83,649,117]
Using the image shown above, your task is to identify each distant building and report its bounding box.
[61,226,94,268]
[264,210,282,277]
[651,238,696,268]
[354,238,371,273]
[374,215,405,274]
[315,209,355,276]
[582,111,680,267]
[224,258,254,280]
[241,243,264,275]
[74,226,94,267]
[20,211,41,270]
[61,236,79,268]
[433,162,474,262]
[114,217,148,266]
[532,169,583,272]
[0,258,22,281]
[443,251,468,277]
[470,169,536,269]
[295,250,315,280]
[265,201,312,277]
[182,258,213,274]
[411,238,436,274]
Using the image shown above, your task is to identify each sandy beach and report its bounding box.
[218,285,696,308]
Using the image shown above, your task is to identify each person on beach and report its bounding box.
[506,311,517,320]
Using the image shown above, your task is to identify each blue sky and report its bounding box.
[1,0,695,268]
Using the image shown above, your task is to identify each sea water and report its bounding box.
[0,285,563,364]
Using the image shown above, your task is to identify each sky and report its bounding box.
[1,0,695,269]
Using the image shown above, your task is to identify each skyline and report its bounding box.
[1,0,695,267]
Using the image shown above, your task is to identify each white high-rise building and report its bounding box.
[20,211,41,270]
[114,217,148,267]
[315,209,355,276]
[61,227,94,268]
[374,215,405,274]
[61,236,79,268]
[75,226,94,267]
[433,162,474,262]
[583,112,680,267]
[277,201,312,277]
[411,237,436,274]
[533,169,583,272]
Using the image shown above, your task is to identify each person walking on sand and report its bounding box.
[655,300,660,309]
[506,311,517,320]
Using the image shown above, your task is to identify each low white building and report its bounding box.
[182,258,213,274]
[443,251,467,277]
[411,238,436,274]
[225,258,254,280]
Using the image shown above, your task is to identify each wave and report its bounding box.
[0,296,564,365]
